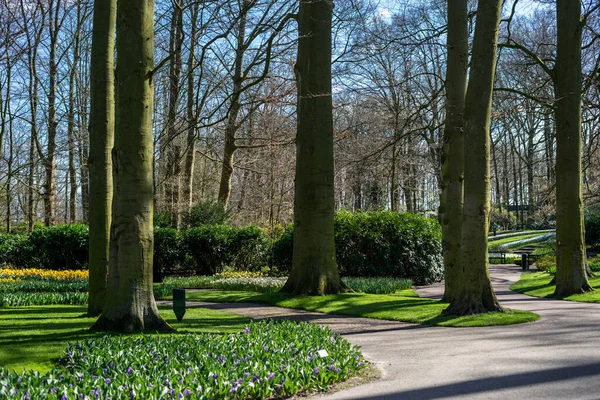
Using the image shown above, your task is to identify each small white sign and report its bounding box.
[317,349,328,358]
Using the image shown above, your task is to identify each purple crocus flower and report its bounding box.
[104,378,111,385]
[313,367,319,375]
[126,367,134,374]
[244,327,251,334]
[268,372,275,380]
[243,372,249,378]
[62,395,68,400]
[335,368,341,373]
[25,391,30,400]
[184,389,191,397]
[252,375,259,382]
[329,364,335,371]
[358,362,363,367]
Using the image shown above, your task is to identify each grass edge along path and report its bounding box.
[510,271,600,302]
[178,289,539,328]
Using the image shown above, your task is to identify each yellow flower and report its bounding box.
[0,268,88,280]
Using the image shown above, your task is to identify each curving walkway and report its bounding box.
[181,265,600,399]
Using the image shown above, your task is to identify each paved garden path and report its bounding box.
[182,266,600,399]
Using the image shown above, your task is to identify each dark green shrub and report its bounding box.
[183,225,270,275]
[153,211,174,228]
[153,228,185,281]
[0,234,28,266]
[25,224,89,270]
[270,224,294,274]
[586,213,600,248]
[335,211,443,284]
[183,225,235,275]
[271,212,444,285]
[229,225,269,271]
[183,200,230,228]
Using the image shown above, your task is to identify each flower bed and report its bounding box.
[0,320,366,399]
[0,268,88,307]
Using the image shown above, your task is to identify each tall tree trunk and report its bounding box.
[182,1,200,214]
[26,5,44,232]
[511,137,519,228]
[165,3,184,228]
[1,52,12,232]
[439,0,467,303]
[92,0,172,332]
[217,0,250,208]
[492,133,502,214]
[44,0,61,226]
[390,138,398,212]
[87,0,116,317]
[281,0,346,296]
[543,112,555,183]
[553,0,592,296]
[67,2,82,224]
[444,0,503,316]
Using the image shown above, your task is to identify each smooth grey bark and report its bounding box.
[281,0,346,296]
[553,0,592,296]
[444,0,504,316]
[87,0,116,317]
[92,0,171,332]
[439,0,467,304]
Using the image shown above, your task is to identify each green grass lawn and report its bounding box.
[510,272,600,302]
[178,289,539,328]
[0,305,251,372]
[488,232,546,249]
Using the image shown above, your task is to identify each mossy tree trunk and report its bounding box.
[444,0,504,316]
[281,0,346,296]
[92,0,172,332]
[439,0,467,304]
[553,0,592,297]
[87,0,115,317]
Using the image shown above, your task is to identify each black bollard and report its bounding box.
[173,288,186,322]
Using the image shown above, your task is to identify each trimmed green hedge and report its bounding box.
[271,211,443,285]
[0,212,443,285]
[0,224,88,270]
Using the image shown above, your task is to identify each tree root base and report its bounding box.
[91,313,175,333]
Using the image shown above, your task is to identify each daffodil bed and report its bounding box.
[0,319,367,399]
[1,269,414,307]
[0,268,88,307]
